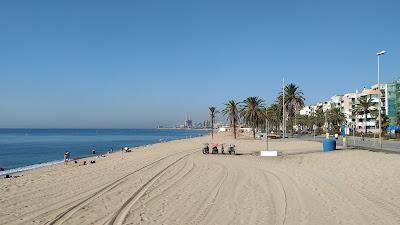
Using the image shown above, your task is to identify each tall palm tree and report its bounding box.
[278,83,305,135]
[354,98,374,134]
[222,100,240,139]
[241,97,265,139]
[209,106,218,139]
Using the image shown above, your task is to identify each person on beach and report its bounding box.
[92,148,96,155]
[64,151,70,164]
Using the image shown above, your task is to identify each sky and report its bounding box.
[1,0,399,128]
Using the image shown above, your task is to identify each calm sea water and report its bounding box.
[0,129,207,175]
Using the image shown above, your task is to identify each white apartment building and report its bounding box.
[299,106,312,116]
[300,103,323,116]
[304,84,387,134]
[342,92,358,124]
[353,88,381,133]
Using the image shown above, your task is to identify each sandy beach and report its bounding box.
[1,133,400,225]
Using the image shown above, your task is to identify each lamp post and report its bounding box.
[282,78,286,138]
[376,50,385,149]
[266,117,269,151]
[352,122,356,146]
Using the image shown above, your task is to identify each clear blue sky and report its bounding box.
[1,0,399,128]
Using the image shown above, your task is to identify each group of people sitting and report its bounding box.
[64,147,114,166]
[202,143,236,155]
[124,147,132,152]
[73,160,96,166]
[63,146,135,167]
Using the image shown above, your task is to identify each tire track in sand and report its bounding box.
[45,149,198,225]
[105,149,200,225]
[190,164,228,225]
[262,169,288,225]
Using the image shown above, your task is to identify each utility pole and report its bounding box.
[282,78,286,138]
[352,122,356,146]
[376,50,385,149]
[325,110,327,133]
[313,112,316,140]
[266,117,269,151]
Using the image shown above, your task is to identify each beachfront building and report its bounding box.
[326,87,382,134]
[300,103,323,116]
[299,106,312,116]
[342,92,358,125]
[354,88,381,133]
[306,83,391,134]
[330,95,345,112]
[218,125,230,132]
[297,80,400,133]
[322,101,331,112]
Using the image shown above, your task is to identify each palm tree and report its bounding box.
[278,83,305,135]
[222,100,240,139]
[381,114,389,132]
[354,98,374,134]
[266,103,282,132]
[397,111,400,127]
[209,106,218,139]
[318,109,326,133]
[326,108,346,132]
[296,114,309,132]
[371,111,390,133]
[311,109,325,134]
[241,97,266,139]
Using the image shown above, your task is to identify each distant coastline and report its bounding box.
[156,127,210,131]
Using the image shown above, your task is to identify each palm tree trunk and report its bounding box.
[233,118,237,139]
[364,112,367,135]
[292,117,295,136]
[211,117,214,139]
[355,115,359,134]
[292,112,295,136]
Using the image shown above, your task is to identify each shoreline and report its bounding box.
[1,133,206,177]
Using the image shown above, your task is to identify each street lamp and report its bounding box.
[282,78,286,138]
[376,50,385,149]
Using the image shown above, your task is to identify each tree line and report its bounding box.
[209,83,399,139]
[208,83,305,139]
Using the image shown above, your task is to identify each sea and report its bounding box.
[0,129,208,175]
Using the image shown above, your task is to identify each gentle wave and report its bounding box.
[0,160,64,176]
